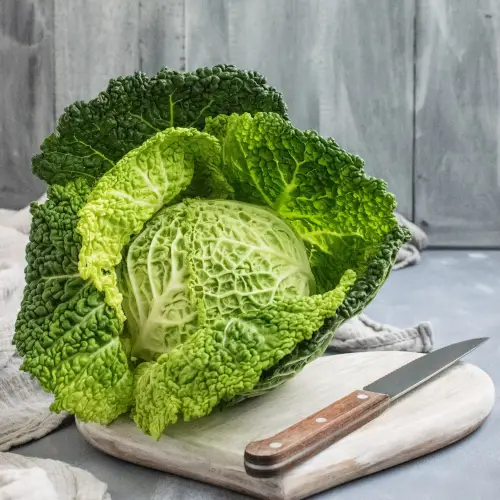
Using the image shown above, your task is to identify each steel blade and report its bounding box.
[363,337,488,400]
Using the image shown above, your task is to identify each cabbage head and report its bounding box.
[13,65,410,438]
[119,199,315,361]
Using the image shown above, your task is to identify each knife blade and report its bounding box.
[244,337,488,477]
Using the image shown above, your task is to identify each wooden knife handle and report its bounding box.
[244,390,390,477]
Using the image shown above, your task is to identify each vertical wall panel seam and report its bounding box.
[411,0,418,222]
[184,0,188,70]
[52,0,57,132]
[138,0,143,72]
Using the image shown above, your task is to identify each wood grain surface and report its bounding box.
[139,0,186,75]
[316,0,415,220]
[244,390,390,477]
[54,0,140,116]
[414,0,500,246]
[77,351,495,500]
[1,0,498,246]
[0,0,51,209]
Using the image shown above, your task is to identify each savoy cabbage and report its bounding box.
[13,64,410,438]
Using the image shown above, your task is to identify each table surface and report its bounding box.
[13,250,500,500]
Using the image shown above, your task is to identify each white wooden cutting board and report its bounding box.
[77,351,495,500]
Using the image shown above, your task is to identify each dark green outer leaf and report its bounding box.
[13,179,134,423]
[33,65,288,186]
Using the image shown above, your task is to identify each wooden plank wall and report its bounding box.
[414,0,500,246]
[0,0,53,209]
[54,0,140,117]
[0,0,498,247]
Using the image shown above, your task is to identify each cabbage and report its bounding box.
[119,199,315,361]
[13,65,410,438]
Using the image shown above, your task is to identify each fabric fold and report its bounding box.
[329,313,433,353]
[0,453,111,500]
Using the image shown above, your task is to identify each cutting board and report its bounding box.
[77,351,495,500]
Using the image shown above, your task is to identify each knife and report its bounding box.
[244,337,488,478]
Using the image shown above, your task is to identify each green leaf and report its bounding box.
[206,112,400,291]
[33,65,288,186]
[13,179,134,424]
[227,224,410,406]
[133,270,356,439]
[76,128,224,320]
[205,112,411,402]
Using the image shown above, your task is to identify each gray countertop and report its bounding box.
[12,250,500,499]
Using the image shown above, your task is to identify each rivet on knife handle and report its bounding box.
[244,390,390,477]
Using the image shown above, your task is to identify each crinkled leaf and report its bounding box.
[76,128,223,319]
[227,224,409,405]
[206,112,400,292]
[205,112,411,402]
[13,179,134,423]
[33,65,287,186]
[119,199,315,362]
[133,270,356,438]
